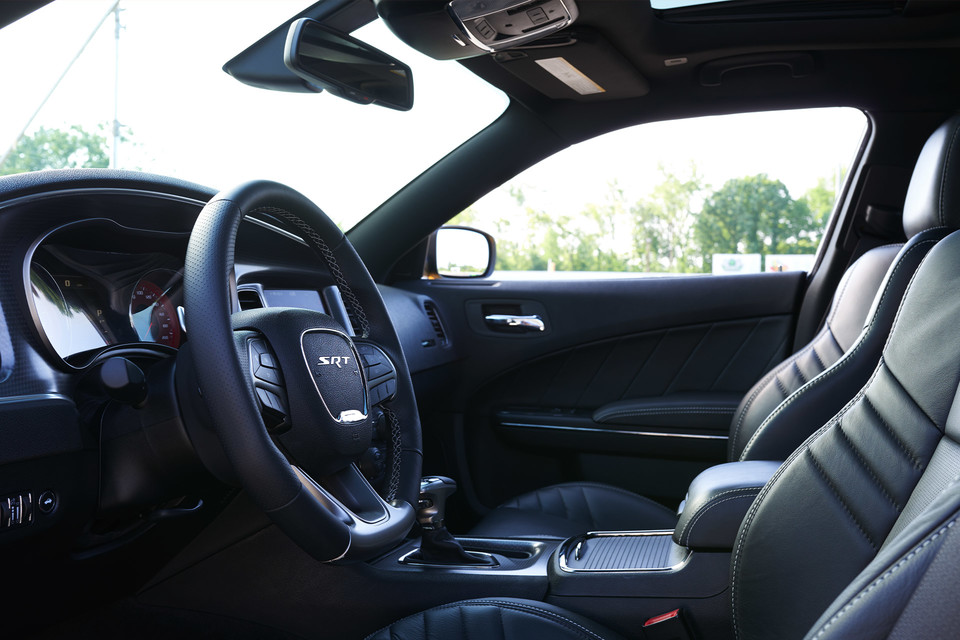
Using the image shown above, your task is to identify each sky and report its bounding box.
[0,0,508,228]
[0,1,866,233]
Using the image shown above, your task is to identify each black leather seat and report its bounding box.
[371,123,960,638]
[470,115,960,539]
[367,598,626,640]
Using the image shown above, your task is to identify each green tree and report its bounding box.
[631,164,704,273]
[509,184,632,272]
[799,175,841,229]
[695,174,814,271]
[0,125,110,175]
[448,206,478,227]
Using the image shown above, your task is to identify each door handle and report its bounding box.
[484,314,546,332]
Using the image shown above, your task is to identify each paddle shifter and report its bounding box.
[416,476,494,566]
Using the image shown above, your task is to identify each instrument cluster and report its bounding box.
[26,220,189,368]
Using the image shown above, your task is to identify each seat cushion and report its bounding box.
[469,482,678,538]
[366,598,624,640]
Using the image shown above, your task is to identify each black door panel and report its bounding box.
[478,316,792,409]
[395,271,805,520]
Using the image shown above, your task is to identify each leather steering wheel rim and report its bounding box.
[183,180,422,562]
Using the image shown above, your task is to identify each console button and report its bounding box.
[38,491,57,515]
[9,495,22,526]
[22,493,33,523]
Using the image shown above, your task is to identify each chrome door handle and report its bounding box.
[484,314,545,332]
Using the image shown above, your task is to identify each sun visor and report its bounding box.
[493,30,649,100]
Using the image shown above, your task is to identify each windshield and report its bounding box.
[0,1,508,229]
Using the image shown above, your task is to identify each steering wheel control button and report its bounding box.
[247,338,290,432]
[259,352,277,368]
[37,491,57,515]
[256,387,282,411]
[355,342,398,406]
[370,379,397,405]
[300,329,367,423]
[255,365,281,386]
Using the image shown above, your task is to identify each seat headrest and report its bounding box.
[903,114,960,237]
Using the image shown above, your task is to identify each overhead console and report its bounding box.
[375,0,580,59]
[375,0,648,102]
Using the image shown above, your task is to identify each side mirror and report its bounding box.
[283,18,414,111]
[426,226,496,279]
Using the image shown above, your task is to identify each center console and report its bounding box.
[374,461,781,638]
[545,461,780,638]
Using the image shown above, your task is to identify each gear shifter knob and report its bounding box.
[413,476,496,566]
[417,476,457,530]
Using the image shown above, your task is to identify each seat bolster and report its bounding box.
[727,337,834,460]
[825,243,904,349]
[740,230,947,461]
[469,482,678,538]
[728,243,903,461]
[365,598,625,640]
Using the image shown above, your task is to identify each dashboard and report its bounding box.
[25,218,347,369]
[1,179,422,376]
[0,171,456,572]
[0,167,469,638]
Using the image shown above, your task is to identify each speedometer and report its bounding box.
[129,271,182,349]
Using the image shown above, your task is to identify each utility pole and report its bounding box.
[0,1,120,170]
[112,2,122,169]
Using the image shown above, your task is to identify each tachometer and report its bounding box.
[129,271,181,348]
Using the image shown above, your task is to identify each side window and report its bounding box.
[451,108,866,276]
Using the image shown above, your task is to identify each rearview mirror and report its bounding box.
[427,226,496,278]
[283,18,414,111]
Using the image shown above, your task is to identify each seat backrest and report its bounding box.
[727,114,960,462]
[731,128,960,638]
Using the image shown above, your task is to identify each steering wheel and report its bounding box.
[182,181,422,562]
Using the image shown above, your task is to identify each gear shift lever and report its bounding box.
[417,476,458,530]
[415,476,495,566]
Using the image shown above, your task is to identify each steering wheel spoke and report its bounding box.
[294,464,415,559]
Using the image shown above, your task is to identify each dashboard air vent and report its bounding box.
[238,289,265,311]
[423,302,447,346]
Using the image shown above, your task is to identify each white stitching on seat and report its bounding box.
[729,355,805,457]
[810,518,957,639]
[730,242,904,460]
[740,238,938,460]
[730,413,844,638]
[731,350,894,636]
[365,600,611,640]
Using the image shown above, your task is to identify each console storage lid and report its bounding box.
[673,460,781,550]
